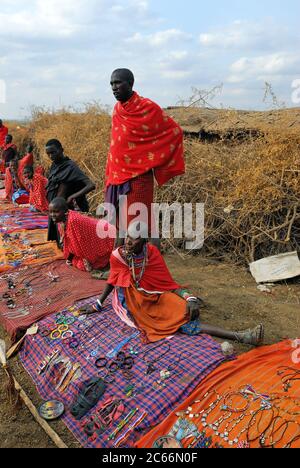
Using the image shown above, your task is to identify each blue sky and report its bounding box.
[0,0,299,119]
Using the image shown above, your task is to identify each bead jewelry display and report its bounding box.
[178,385,300,448]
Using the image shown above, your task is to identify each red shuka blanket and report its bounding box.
[106,92,185,187]
[4,154,33,200]
[108,244,181,292]
[28,173,49,212]
[63,211,116,271]
[0,125,8,147]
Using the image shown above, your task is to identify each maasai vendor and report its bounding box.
[5,159,29,204]
[2,135,17,168]
[84,221,265,345]
[21,144,34,167]
[45,139,95,242]
[23,165,49,213]
[49,197,116,272]
[0,119,8,148]
[106,69,185,242]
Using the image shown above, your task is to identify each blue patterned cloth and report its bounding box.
[180,319,202,336]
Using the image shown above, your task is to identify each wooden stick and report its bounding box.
[13,377,69,449]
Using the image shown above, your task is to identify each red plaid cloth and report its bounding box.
[0,260,106,340]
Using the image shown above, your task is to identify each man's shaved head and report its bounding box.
[110,69,135,103]
[111,69,135,86]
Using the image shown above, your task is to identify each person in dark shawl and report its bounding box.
[45,139,95,241]
[2,135,17,168]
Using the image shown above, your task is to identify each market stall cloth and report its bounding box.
[19,298,226,449]
[0,260,106,341]
[136,340,300,449]
[0,208,48,233]
[1,229,48,246]
[0,235,63,272]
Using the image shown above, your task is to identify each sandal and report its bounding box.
[70,377,107,420]
[234,324,264,346]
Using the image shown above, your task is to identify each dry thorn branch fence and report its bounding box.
[8,104,300,265]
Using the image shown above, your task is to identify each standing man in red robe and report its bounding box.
[105,69,185,243]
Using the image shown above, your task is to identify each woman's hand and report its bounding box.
[186,299,202,322]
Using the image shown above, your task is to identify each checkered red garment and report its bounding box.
[63,211,115,271]
[19,297,226,448]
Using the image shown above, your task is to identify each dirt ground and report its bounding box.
[1,254,299,449]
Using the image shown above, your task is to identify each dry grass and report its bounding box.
[7,105,300,265]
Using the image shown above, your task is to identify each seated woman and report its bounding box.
[23,165,49,213]
[5,159,29,204]
[49,197,116,273]
[85,221,264,345]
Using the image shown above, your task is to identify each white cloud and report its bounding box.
[0,3,299,118]
[126,29,191,47]
[228,53,300,83]
[199,19,294,51]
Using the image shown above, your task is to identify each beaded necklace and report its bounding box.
[123,244,148,288]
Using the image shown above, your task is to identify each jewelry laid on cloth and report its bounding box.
[277,366,300,392]
[141,341,171,376]
[107,408,140,441]
[96,352,136,384]
[37,349,60,375]
[175,384,300,449]
[82,399,126,440]
[38,400,65,421]
[106,330,140,359]
[113,410,148,448]
[2,306,33,320]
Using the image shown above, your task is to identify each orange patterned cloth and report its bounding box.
[136,340,300,449]
[106,92,185,187]
[0,230,63,273]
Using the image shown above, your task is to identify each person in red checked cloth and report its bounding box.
[105,68,185,245]
[23,165,49,213]
[49,197,116,273]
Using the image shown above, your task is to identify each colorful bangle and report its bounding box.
[93,299,102,312]
[187,296,198,303]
